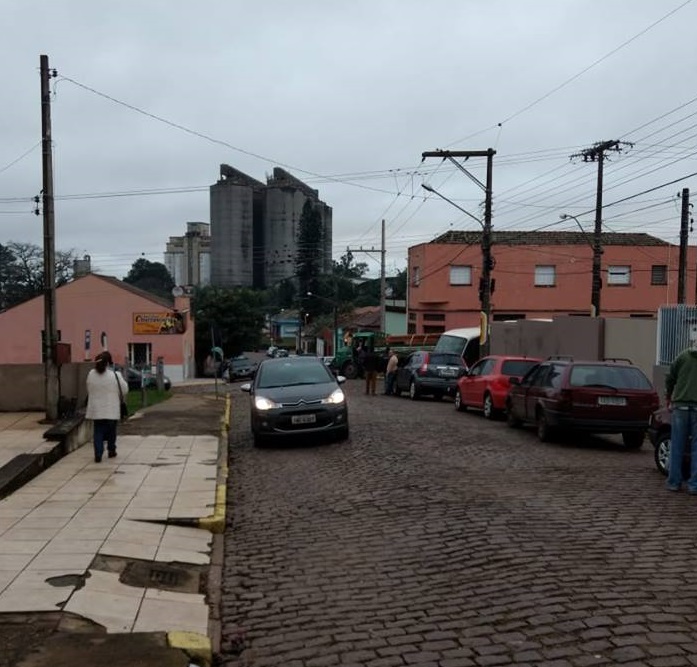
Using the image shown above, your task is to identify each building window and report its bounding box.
[449,265,472,285]
[493,313,526,321]
[408,312,417,321]
[411,266,420,287]
[651,264,668,285]
[407,323,416,334]
[423,325,445,334]
[534,265,556,287]
[423,313,445,321]
[607,265,631,285]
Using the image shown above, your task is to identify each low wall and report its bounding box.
[0,362,92,412]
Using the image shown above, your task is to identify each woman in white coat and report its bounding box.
[86,351,129,462]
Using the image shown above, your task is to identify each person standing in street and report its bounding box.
[385,348,399,395]
[665,342,697,492]
[86,351,129,463]
[362,347,379,395]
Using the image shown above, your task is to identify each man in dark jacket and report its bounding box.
[361,348,379,395]
[665,345,697,492]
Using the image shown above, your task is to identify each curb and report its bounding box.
[168,631,213,667]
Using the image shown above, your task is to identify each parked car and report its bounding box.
[455,355,541,419]
[227,355,257,381]
[393,351,467,400]
[505,358,659,447]
[648,406,691,478]
[240,357,349,446]
[116,366,172,391]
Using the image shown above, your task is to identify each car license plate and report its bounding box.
[291,414,316,425]
[597,396,627,406]
[438,367,456,376]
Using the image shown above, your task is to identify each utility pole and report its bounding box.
[346,219,387,332]
[421,149,495,355]
[678,188,690,304]
[570,140,632,317]
[40,54,59,422]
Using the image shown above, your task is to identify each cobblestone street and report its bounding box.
[221,379,697,667]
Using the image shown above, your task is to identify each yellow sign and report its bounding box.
[133,312,185,335]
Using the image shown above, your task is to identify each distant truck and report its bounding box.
[331,331,440,379]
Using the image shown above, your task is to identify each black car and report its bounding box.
[227,355,257,381]
[393,351,467,400]
[648,406,691,478]
[241,357,349,446]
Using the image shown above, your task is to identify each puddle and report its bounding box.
[45,571,91,590]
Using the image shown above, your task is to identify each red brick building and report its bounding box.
[407,231,697,333]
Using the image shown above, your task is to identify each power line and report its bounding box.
[0,142,41,176]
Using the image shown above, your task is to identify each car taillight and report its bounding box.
[650,394,660,412]
[418,363,428,375]
[558,388,573,411]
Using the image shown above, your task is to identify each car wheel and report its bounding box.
[654,432,670,476]
[252,433,266,448]
[536,409,554,442]
[506,402,521,428]
[336,425,349,442]
[409,380,420,400]
[622,431,645,450]
[342,361,358,380]
[483,393,495,420]
[455,389,467,412]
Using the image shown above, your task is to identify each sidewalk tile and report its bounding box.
[134,596,208,634]
[28,552,94,571]
[64,589,143,633]
[0,540,48,555]
[0,554,35,570]
[100,540,158,561]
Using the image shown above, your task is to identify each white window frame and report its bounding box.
[534,265,556,287]
[607,265,631,286]
[449,265,472,286]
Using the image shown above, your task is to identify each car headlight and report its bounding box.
[322,388,345,405]
[254,396,278,411]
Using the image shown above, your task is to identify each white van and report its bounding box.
[433,327,481,369]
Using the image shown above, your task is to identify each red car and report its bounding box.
[505,358,659,446]
[455,355,541,419]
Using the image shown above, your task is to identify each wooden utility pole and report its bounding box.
[570,140,632,317]
[40,54,59,422]
[678,188,690,304]
[421,149,495,355]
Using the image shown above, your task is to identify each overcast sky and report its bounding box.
[2,0,697,280]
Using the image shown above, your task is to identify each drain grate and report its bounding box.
[149,567,181,586]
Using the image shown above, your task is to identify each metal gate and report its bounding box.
[657,305,697,365]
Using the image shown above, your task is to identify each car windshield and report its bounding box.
[257,361,333,388]
[433,335,467,356]
[502,359,539,377]
[569,365,653,390]
[429,353,463,366]
[232,358,250,367]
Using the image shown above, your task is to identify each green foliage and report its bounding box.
[0,241,76,310]
[126,387,171,412]
[123,258,175,300]
[193,286,266,367]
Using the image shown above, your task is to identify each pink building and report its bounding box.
[408,231,697,333]
[0,274,195,381]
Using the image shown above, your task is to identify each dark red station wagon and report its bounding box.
[505,358,660,447]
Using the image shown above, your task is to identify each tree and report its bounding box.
[0,241,76,309]
[193,286,266,371]
[295,200,324,318]
[123,258,175,300]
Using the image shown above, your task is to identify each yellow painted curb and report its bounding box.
[198,481,227,533]
[222,394,231,432]
[168,631,212,667]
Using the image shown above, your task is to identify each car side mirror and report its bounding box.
[509,377,520,386]
[336,375,347,384]
[240,383,252,393]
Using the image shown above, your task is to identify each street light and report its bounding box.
[560,213,602,317]
[421,181,493,355]
[306,292,339,357]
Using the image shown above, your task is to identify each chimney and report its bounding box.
[73,254,92,278]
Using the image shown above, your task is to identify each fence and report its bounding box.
[656,305,697,365]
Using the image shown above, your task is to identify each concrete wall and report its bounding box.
[0,362,91,411]
[490,317,603,361]
[604,318,657,379]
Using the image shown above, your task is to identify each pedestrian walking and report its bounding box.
[86,351,129,463]
[385,348,399,395]
[665,343,697,492]
[362,348,379,395]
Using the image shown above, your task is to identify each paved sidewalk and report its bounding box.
[0,431,218,635]
[0,413,53,469]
